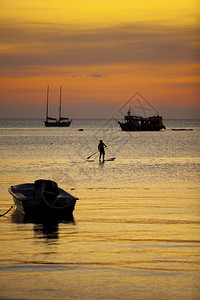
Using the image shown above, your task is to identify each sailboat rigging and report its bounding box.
[44,85,71,127]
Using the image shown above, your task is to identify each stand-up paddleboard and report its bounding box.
[105,157,116,161]
[99,157,116,163]
[87,157,116,163]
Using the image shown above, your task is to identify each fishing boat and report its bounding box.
[44,85,72,127]
[118,109,166,131]
[8,179,78,218]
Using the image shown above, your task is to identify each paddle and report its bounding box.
[87,151,99,159]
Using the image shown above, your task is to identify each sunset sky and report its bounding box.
[0,0,199,118]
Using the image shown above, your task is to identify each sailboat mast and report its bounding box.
[46,85,49,121]
[59,85,62,121]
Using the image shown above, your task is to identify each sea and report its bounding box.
[0,118,199,300]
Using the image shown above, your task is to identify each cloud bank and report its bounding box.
[0,22,199,74]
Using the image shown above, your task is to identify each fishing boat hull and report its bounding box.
[8,180,78,219]
[118,121,165,131]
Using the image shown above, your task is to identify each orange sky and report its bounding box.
[0,0,199,118]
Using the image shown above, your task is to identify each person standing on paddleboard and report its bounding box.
[98,140,107,163]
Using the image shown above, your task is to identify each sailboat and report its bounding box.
[44,85,72,127]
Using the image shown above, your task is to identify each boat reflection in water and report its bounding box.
[11,207,75,240]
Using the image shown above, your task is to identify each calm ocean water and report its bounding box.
[0,118,200,300]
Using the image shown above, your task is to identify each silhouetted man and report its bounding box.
[98,140,107,163]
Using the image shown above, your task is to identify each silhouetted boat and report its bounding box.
[118,109,166,131]
[172,129,193,131]
[44,85,71,127]
[8,179,78,218]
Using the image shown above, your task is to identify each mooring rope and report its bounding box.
[0,205,13,217]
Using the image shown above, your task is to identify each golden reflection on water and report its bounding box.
[0,119,200,299]
[0,183,200,299]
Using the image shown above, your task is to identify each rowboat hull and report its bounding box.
[12,196,75,218]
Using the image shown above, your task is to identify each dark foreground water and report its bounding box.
[0,118,200,300]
